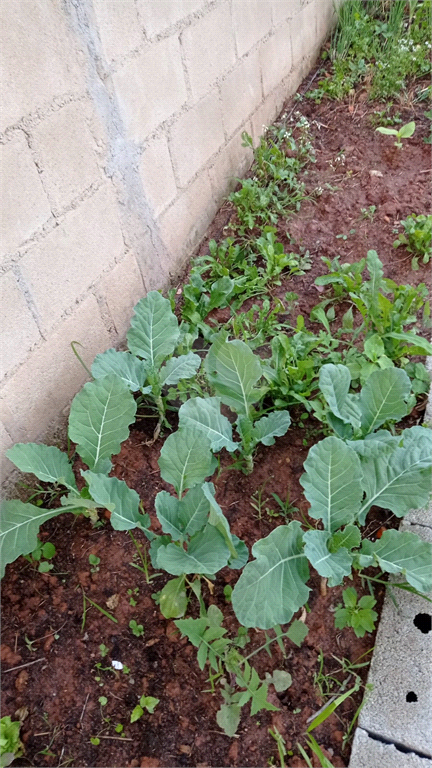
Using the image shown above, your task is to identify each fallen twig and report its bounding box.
[4,657,45,673]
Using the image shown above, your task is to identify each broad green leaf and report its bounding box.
[159,352,201,386]
[251,410,291,446]
[216,704,241,737]
[359,530,432,593]
[0,500,67,578]
[6,443,77,493]
[319,364,361,429]
[202,482,238,560]
[91,349,148,392]
[329,524,361,552]
[398,121,415,139]
[287,619,309,647]
[359,367,411,435]
[208,276,235,311]
[149,534,171,568]
[179,484,211,536]
[364,334,385,362]
[158,429,217,497]
[228,535,249,570]
[157,576,188,619]
[376,126,398,136]
[347,430,401,458]
[81,471,149,532]
[178,397,238,452]
[266,669,292,692]
[69,375,136,473]
[383,331,432,355]
[154,491,183,540]
[156,525,230,575]
[231,522,310,629]
[127,291,179,368]
[303,529,353,587]
[205,334,264,416]
[300,437,363,532]
[358,431,432,522]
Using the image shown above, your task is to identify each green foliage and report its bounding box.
[376,120,416,148]
[0,717,23,768]
[334,587,378,638]
[393,214,432,270]
[130,695,159,723]
[175,605,303,735]
[307,1,431,102]
[129,619,144,637]
[92,292,201,425]
[24,540,57,573]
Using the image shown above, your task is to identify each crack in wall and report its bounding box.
[361,728,432,761]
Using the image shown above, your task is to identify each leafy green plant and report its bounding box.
[88,554,100,573]
[0,717,24,768]
[393,214,432,269]
[1,374,149,578]
[230,365,432,630]
[129,619,144,637]
[92,291,201,436]
[23,540,56,573]
[130,695,159,723]
[334,587,378,638]
[175,604,307,736]
[177,334,292,474]
[376,120,416,148]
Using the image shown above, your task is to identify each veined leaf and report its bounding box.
[216,704,241,737]
[205,334,264,416]
[231,522,310,629]
[91,349,149,392]
[178,397,238,452]
[347,430,401,458]
[82,471,150,532]
[157,576,188,619]
[127,291,179,368]
[202,482,238,560]
[159,352,201,386]
[358,530,432,593]
[359,367,411,435]
[158,429,217,497]
[0,500,68,578]
[300,437,363,532]
[179,484,211,536]
[69,375,136,473]
[251,410,291,446]
[383,331,432,355]
[6,443,77,493]
[156,525,230,575]
[318,364,361,429]
[358,432,432,523]
[329,524,361,552]
[155,491,183,540]
[303,529,353,587]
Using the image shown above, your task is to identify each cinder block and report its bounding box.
[0,294,111,445]
[315,0,337,44]
[30,101,102,212]
[208,130,253,201]
[92,0,143,63]
[0,270,41,380]
[181,3,236,100]
[349,728,432,768]
[136,0,205,38]
[18,184,124,335]
[358,521,432,757]
[169,92,225,187]
[259,23,293,97]
[1,133,52,258]
[271,0,302,26]
[139,134,178,217]
[0,0,85,131]
[231,0,273,58]
[112,36,187,142]
[0,421,14,486]
[158,172,218,263]
[220,52,262,138]
[100,252,145,338]
[290,1,318,70]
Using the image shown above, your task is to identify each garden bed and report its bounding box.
[2,33,432,768]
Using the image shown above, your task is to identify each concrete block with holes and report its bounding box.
[351,518,432,761]
[349,727,432,768]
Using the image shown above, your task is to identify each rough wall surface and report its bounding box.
[0,0,337,482]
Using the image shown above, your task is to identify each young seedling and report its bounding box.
[375,120,415,148]
[130,695,159,723]
[334,587,378,638]
[24,541,56,573]
[129,620,144,638]
[88,554,100,573]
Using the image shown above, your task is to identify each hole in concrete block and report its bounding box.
[406,692,418,702]
[413,613,431,634]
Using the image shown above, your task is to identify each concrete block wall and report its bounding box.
[1,0,337,483]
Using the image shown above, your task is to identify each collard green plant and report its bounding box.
[148,427,248,618]
[92,291,201,433]
[1,375,144,578]
[231,365,432,629]
[179,333,292,473]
